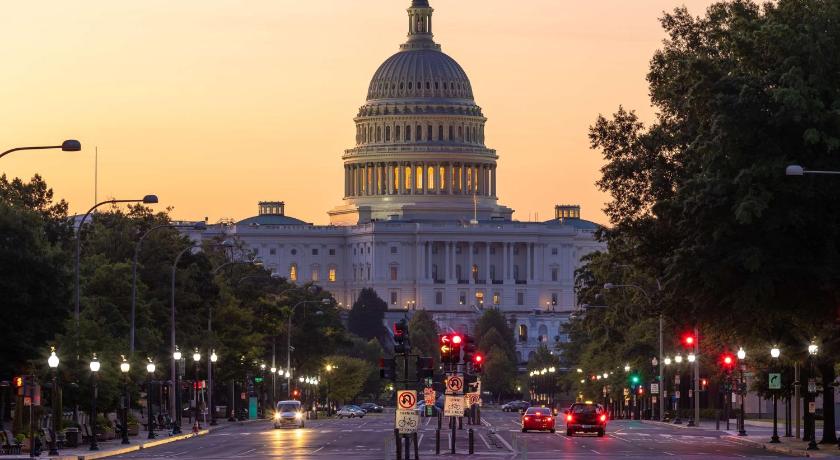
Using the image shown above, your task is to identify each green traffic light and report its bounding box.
[631,375,640,384]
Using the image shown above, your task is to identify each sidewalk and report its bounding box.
[641,419,840,458]
[7,418,264,460]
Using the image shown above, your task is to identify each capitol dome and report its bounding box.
[367,49,474,101]
[329,0,513,225]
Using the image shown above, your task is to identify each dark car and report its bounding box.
[501,400,530,412]
[565,402,607,437]
[360,403,384,413]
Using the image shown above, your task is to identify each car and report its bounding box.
[273,400,305,429]
[502,400,530,412]
[564,402,607,437]
[336,405,366,418]
[359,403,384,413]
[521,406,555,433]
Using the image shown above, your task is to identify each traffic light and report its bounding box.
[682,333,696,348]
[721,353,735,371]
[292,389,300,398]
[701,378,709,391]
[637,387,644,395]
[379,357,396,380]
[450,334,463,363]
[439,334,452,363]
[472,353,484,373]
[394,319,409,354]
[463,334,476,363]
[629,374,640,387]
[416,356,434,380]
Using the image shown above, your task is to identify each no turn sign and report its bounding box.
[397,390,417,410]
[445,376,464,394]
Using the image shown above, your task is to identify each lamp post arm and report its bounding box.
[0,145,64,159]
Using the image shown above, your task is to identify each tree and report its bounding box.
[321,355,373,404]
[335,336,384,401]
[347,288,388,341]
[408,310,439,359]
[474,309,516,362]
[482,347,514,403]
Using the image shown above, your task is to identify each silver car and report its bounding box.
[336,405,366,418]
[273,400,305,428]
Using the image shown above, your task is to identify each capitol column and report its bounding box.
[526,243,532,283]
[485,243,491,285]
[468,242,474,285]
[444,241,450,282]
[502,242,509,282]
[491,166,497,197]
[447,163,454,195]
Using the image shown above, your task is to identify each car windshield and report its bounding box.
[525,407,550,416]
[571,404,598,414]
[277,403,299,413]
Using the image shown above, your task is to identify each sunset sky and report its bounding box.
[0,0,716,225]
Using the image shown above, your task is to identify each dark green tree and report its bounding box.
[408,310,439,359]
[347,288,388,341]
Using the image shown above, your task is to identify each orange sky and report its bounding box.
[0,0,716,225]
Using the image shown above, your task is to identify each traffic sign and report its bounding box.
[395,409,419,434]
[424,388,436,405]
[445,376,464,394]
[808,378,816,394]
[397,390,417,410]
[769,373,781,390]
[650,383,659,394]
[465,392,480,407]
[444,395,464,416]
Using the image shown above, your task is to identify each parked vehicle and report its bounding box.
[501,400,531,412]
[564,402,607,437]
[274,400,305,429]
[359,403,384,413]
[336,405,366,418]
[521,406,555,433]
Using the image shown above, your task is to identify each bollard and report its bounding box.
[435,428,440,455]
[468,428,474,454]
[437,411,442,430]
[459,416,463,430]
[395,428,402,460]
[413,432,419,460]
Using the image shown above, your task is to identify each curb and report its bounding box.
[721,435,832,458]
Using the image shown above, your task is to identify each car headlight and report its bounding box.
[274,412,281,420]
[295,412,302,420]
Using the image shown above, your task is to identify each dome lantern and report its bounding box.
[403,0,439,51]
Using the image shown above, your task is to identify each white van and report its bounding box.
[274,400,305,429]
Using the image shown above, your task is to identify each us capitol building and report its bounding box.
[193,0,604,364]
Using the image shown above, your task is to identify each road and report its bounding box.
[111,409,798,459]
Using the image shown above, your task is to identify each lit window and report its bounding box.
[416,165,423,190]
[466,167,472,192]
[311,267,319,282]
[427,166,435,190]
[439,166,446,191]
[493,292,500,305]
[472,264,479,281]
[519,324,528,342]
[391,291,398,305]
[329,268,336,282]
[269,248,276,256]
[404,166,412,191]
[459,292,466,305]
[393,165,399,192]
[475,291,484,306]
[289,264,297,282]
[551,292,558,306]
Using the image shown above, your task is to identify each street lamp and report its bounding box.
[736,347,747,436]
[129,221,206,355]
[286,298,332,398]
[119,356,131,445]
[209,351,218,426]
[769,346,780,444]
[807,341,818,451]
[0,139,81,159]
[786,165,840,176]
[146,360,156,439]
[193,350,201,429]
[47,348,60,455]
[172,347,183,434]
[89,354,101,451]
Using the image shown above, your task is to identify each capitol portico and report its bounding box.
[191,0,604,364]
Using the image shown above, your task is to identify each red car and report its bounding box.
[521,406,555,433]
[565,402,607,437]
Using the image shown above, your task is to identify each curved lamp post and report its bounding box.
[807,341,819,451]
[209,351,218,426]
[47,349,60,456]
[192,350,201,429]
[769,346,781,443]
[172,347,183,434]
[89,355,101,451]
[286,299,331,398]
[0,139,81,159]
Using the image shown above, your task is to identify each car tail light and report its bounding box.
[524,416,530,421]
[566,414,573,422]
[545,416,552,421]
[600,414,607,422]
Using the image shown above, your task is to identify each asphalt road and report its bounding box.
[110,409,798,459]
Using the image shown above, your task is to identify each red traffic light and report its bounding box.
[722,354,734,367]
[682,334,695,346]
[474,354,483,363]
[292,389,300,397]
[452,335,462,345]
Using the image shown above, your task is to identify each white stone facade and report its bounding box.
[189,1,605,364]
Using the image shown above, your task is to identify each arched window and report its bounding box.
[385,126,391,142]
[311,265,320,282]
[392,164,399,192]
[416,165,423,190]
[427,125,433,141]
[328,266,337,282]
[427,166,435,190]
[466,167,472,193]
[376,126,382,142]
[404,166,412,191]
[458,126,463,140]
[538,325,548,342]
[416,125,422,141]
[289,264,298,282]
[466,126,471,142]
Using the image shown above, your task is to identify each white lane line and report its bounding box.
[591,449,601,454]
[662,451,675,456]
[418,433,424,447]
[479,433,492,450]
[238,448,256,455]
[493,432,515,452]
[425,416,432,426]
[311,447,324,454]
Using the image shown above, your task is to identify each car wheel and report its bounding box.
[566,430,573,436]
[521,428,527,433]
[550,429,555,433]
[597,430,605,437]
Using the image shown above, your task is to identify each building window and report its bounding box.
[517,291,524,305]
[311,266,320,282]
[376,126,381,142]
[405,166,412,190]
[551,268,558,282]
[289,264,298,282]
[391,291,398,305]
[493,292,500,305]
[475,291,484,306]
[472,264,479,282]
[455,265,462,281]
[551,292,558,306]
[395,125,401,141]
[329,267,337,282]
[406,125,411,141]
[427,166,435,189]
[518,324,528,342]
[329,248,336,256]
[432,264,438,280]
[439,166,446,190]
[427,125,433,141]
[312,248,319,256]
[438,125,444,140]
[385,126,391,141]
[435,291,443,305]
[416,165,423,190]
[490,265,496,280]
[366,265,371,280]
[513,265,520,280]
[291,249,297,255]
[367,246,370,254]
[269,248,276,256]
[459,292,466,305]
[391,246,398,254]
[551,247,558,255]
[458,126,463,140]
[418,125,423,141]
[449,126,454,140]
[390,266,398,281]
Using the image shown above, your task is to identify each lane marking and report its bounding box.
[310,447,324,454]
[479,433,492,450]
[493,432,515,452]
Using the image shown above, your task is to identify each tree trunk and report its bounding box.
[819,363,836,444]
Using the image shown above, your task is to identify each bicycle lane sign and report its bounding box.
[395,409,419,434]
